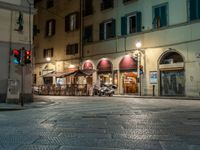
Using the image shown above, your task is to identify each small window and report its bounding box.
[153,3,168,29]
[84,25,93,43]
[101,0,114,10]
[46,0,54,9]
[121,12,142,35]
[83,0,93,16]
[45,19,56,37]
[99,19,115,40]
[189,0,200,21]
[66,44,78,55]
[65,12,80,32]
[43,48,53,58]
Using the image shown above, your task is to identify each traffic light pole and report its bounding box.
[21,64,24,107]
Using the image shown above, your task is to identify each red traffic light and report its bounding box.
[26,50,31,55]
[13,49,20,56]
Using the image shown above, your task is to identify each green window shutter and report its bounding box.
[198,0,200,19]
[136,12,142,32]
[111,19,116,37]
[190,0,197,20]
[153,7,159,27]
[121,16,127,35]
[160,5,167,27]
[99,22,104,40]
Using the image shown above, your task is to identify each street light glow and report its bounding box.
[136,41,142,48]
[46,57,51,62]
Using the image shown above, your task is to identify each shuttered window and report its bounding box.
[189,0,200,21]
[66,44,78,55]
[46,0,54,9]
[65,12,80,32]
[45,19,56,37]
[99,19,116,40]
[153,3,168,29]
[101,0,114,10]
[84,25,93,43]
[83,0,93,16]
[121,12,142,35]
[43,48,54,58]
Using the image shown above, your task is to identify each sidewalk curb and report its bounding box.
[113,95,200,100]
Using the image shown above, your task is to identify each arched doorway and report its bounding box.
[159,51,185,96]
[119,55,138,94]
[97,58,113,85]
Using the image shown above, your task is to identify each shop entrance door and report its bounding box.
[122,72,138,94]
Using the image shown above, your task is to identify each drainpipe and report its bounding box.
[80,0,83,64]
[8,11,13,79]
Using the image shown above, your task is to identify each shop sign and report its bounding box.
[150,71,158,84]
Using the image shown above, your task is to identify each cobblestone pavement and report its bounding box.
[0,96,200,150]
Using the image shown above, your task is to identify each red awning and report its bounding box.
[97,59,112,73]
[119,55,137,71]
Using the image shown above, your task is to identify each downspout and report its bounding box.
[8,11,13,79]
[80,0,83,64]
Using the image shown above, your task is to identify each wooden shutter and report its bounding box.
[76,12,80,29]
[45,21,49,36]
[43,49,46,58]
[121,16,127,35]
[99,22,104,40]
[52,19,56,35]
[75,44,78,54]
[136,12,142,32]
[51,48,54,57]
[65,15,70,32]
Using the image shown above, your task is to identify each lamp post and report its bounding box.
[136,41,142,96]
[46,57,51,74]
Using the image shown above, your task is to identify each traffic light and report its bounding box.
[13,49,21,64]
[24,50,31,64]
[139,65,143,75]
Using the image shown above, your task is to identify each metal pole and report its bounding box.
[139,52,141,96]
[21,48,24,107]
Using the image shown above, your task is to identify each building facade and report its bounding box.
[34,0,200,97]
[0,0,35,103]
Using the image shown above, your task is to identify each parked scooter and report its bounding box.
[94,84,117,96]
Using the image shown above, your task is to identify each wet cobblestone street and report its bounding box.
[0,96,200,150]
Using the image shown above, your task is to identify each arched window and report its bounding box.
[160,52,183,64]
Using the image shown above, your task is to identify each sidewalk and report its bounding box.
[0,100,54,111]
[114,94,200,100]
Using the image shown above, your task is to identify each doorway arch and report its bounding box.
[159,51,185,96]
